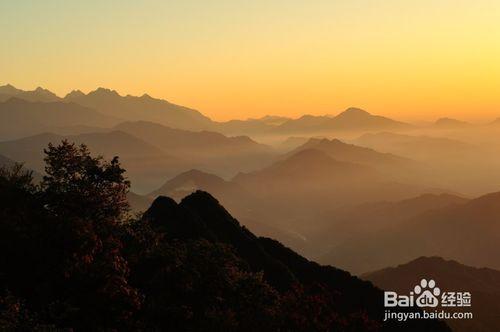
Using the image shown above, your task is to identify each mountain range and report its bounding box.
[141,141,447,254]
[317,190,500,274]
[0,131,180,193]
[64,87,213,130]
[0,84,60,102]
[114,121,276,175]
[0,98,117,140]
[1,84,421,138]
[273,107,413,134]
[287,137,428,183]
[140,190,449,331]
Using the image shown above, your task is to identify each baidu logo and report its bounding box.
[384,278,471,308]
[414,279,440,307]
[383,278,473,321]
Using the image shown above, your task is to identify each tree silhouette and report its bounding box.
[0,141,451,331]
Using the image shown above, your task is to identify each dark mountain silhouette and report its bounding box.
[364,256,500,332]
[318,190,500,274]
[0,84,60,102]
[149,169,312,251]
[275,107,412,134]
[141,191,450,331]
[64,87,213,130]
[0,98,119,140]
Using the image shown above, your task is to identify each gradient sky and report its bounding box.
[1,0,499,121]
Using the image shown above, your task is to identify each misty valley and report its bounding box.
[1,84,500,331]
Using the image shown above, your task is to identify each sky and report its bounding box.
[1,0,499,122]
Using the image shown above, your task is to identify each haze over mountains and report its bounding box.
[316,190,500,275]
[3,82,500,329]
[0,84,420,138]
[3,84,500,262]
[0,98,117,140]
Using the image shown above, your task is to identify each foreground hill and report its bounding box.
[0,98,118,140]
[364,256,500,332]
[140,191,449,331]
[0,146,449,331]
[149,169,314,252]
[318,191,500,274]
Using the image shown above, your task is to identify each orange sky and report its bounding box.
[1,1,499,122]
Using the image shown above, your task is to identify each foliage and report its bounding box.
[0,141,448,331]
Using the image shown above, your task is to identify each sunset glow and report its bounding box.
[1,0,499,121]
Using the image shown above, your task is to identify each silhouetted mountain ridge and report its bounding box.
[141,190,450,331]
[64,87,212,130]
[0,98,118,140]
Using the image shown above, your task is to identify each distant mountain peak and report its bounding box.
[89,87,121,97]
[337,107,371,117]
[65,89,85,99]
[0,83,19,93]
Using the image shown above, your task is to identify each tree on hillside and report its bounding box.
[0,141,141,330]
[42,140,130,222]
